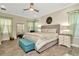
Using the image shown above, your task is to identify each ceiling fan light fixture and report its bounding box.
[29,8,34,11]
[23,3,39,12]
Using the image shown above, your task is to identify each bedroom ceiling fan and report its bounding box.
[23,3,39,12]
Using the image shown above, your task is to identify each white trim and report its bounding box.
[72,44,79,48]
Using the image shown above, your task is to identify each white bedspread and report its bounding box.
[23,32,58,51]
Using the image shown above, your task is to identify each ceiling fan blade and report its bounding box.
[34,9,39,12]
[23,9,29,11]
[1,8,6,10]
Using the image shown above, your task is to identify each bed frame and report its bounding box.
[36,39,59,53]
[41,24,60,34]
[36,24,60,53]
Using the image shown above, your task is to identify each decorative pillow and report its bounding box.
[41,29,57,33]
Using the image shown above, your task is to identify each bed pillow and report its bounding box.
[41,29,57,33]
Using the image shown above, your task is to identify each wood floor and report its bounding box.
[0,39,79,56]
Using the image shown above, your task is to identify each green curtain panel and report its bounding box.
[0,16,13,42]
[68,10,79,37]
[74,11,79,37]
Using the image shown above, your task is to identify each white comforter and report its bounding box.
[23,32,58,51]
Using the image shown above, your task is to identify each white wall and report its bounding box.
[38,4,79,47]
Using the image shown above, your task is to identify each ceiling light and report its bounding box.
[29,8,34,11]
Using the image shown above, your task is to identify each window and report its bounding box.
[27,21,35,31]
[0,17,12,34]
[17,24,25,34]
[35,23,42,32]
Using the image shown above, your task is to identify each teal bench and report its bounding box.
[19,38,35,53]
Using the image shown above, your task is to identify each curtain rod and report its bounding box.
[0,16,13,19]
[67,9,79,13]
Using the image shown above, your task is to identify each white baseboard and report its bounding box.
[72,44,79,48]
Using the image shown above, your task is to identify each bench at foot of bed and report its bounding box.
[19,38,35,53]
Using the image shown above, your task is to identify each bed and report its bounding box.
[23,24,60,53]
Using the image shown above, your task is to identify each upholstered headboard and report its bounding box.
[41,24,60,34]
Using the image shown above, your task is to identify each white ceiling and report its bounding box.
[0,3,76,19]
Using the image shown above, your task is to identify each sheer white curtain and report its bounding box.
[0,17,12,41]
[68,11,79,38]
[68,10,79,55]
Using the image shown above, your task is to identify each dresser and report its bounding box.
[59,34,72,47]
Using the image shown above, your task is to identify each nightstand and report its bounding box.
[59,34,72,47]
